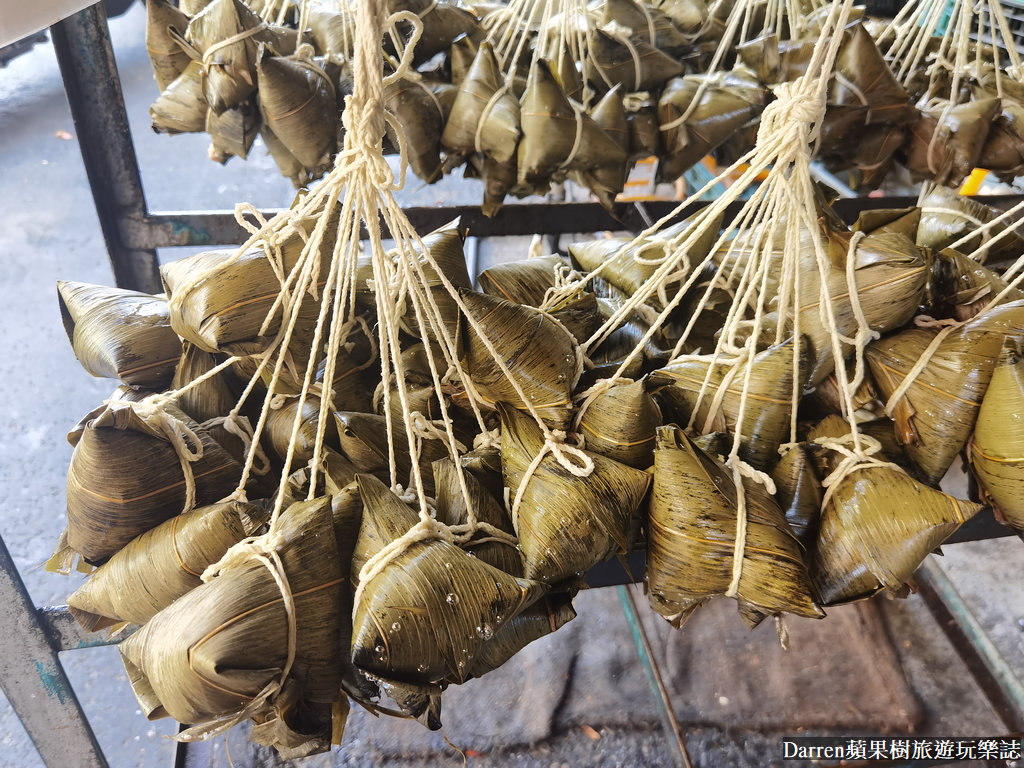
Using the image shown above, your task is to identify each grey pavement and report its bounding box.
[0,4,1022,768]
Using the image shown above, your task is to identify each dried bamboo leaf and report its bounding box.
[146,0,192,91]
[351,475,547,691]
[770,444,821,547]
[477,254,568,307]
[970,341,1024,534]
[120,497,346,751]
[458,290,580,429]
[499,403,651,584]
[657,72,766,182]
[67,400,242,563]
[866,300,1024,484]
[67,500,267,630]
[518,60,627,185]
[206,98,259,162]
[649,337,806,470]
[150,60,209,134]
[467,594,575,678]
[57,281,182,389]
[257,50,337,169]
[904,98,1001,187]
[646,425,821,627]
[588,29,684,92]
[577,379,661,468]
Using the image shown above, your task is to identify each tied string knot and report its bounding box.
[510,429,595,519]
[201,412,271,477]
[354,517,454,613]
[815,432,902,510]
[128,395,204,513]
[757,80,825,146]
[723,453,778,598]
[473,428,502,450]
[409,410,468,453]
[572,377,630,435]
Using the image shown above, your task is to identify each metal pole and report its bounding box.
[617,584,693,768]
[916,557,1024,733]
[50,3,161,293]
[0,535,107,767]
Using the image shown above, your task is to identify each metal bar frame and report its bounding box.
[49,2,161,294]
[2,3,1021,767]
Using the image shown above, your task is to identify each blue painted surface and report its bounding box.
[33,660,68,705]
[169,220,212,245]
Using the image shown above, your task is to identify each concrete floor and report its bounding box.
[0,4,1021,767]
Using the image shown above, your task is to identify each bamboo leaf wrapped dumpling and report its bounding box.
[575,378,661,469]
[350,475,547,700]
[646,426,822,627]
[433,456,523,576]
[205,98,259,162]
[477,254,568,307]
[970,341,1024,535]
[903,98,1002,186]
[384,75,448,183]
[467,594,576,679]
[150,60,209,134]
[807,419,984,604]
[588,29,684,92]
[457,289,580,430]
[866,300,1024,485]
[187,0,296,113]
[58,281,182,389]
[499,403,651,584]
[162,216,333,355]
[257,49,337,169]
[67,500,268,630]
[648,337,807,470]
[441,41,521,165]
[518,60,628,186]
[119,497,348,754]
[67,398,243,563]
[657,72,766,183]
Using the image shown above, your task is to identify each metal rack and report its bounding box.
[0,4,1021,766]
